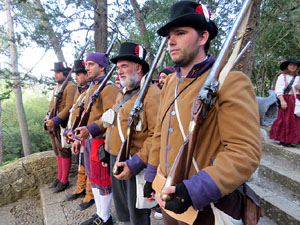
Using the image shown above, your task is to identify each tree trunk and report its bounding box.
[130,0,152,62]
[5,0,32,157]
[94,0,107,52]
[33,0,65,61]
[235,0,262,78]
[0,100,3,164]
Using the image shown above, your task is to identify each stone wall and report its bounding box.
[0,151,57,206]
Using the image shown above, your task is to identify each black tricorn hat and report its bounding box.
[111,42,150,74]
[73,59,87,73]
[51,62,71,72]
[157,1,218,40]
[280,58,300,71]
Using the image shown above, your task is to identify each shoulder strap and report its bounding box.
[283,76,296,94]
[114,89,139,113]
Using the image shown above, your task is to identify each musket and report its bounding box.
[233,41,251,67]
[76,64,117,130]
[112,37,168,175]
[71,35,117,133]
[44,38,90,131]
[70,83,93,132]
[161,0,253,201]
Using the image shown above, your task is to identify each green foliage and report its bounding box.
[252,0,300,96]
[2,93,52,162]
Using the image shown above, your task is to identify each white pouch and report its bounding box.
[135,169,157,209]
[101,109,115,128]
[211,203,243,225]
[60,126,72,148]
[292,86,300,117]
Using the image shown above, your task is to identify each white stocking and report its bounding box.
[91,188,112,222]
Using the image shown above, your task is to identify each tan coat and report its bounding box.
[85,82,119,138]
[150,70,261,197]
[48,81,77,121]
[68,86,89,127]
[105,85,160,165]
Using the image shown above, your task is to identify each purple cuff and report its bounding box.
[86,122,101,138]
[126,154,146,175]
[74,136,80,141]
[63,128,70,136]
[145,164,157,182]
[183,170,221,210]
[51,116,63,126]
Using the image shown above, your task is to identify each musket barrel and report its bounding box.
[199,0,253,99]
[106,35,118,55]
[131,37,168,113]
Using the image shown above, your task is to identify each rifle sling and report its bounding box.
[161,76,199,126]
[114,88,139,113]
[102,88,139,139]
[283,76,296,94]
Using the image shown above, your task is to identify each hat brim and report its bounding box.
[51,68,72,72]
[280,59,300,71]
[157,14,218,40]
[111,55,150,74]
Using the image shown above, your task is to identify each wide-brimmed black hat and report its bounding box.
[51,62,71,72]
[157,1,218,40]
[280,58,300,71]
[111,42,150,74]
[73,59,87,73]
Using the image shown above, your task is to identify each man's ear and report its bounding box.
[99,65,105,72]
[199,31,209,46]
[136,64,143,73]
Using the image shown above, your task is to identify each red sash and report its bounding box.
[90,139,111,186]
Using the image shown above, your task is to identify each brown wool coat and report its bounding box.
[48,82,77,121]
[85,83,119,138]
[150,71,261,196]
[105,85,161,165]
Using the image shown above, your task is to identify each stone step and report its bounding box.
[40,178,98,225]
[259,152,300,196]
[262,141,300,168]
[248,172,300,225]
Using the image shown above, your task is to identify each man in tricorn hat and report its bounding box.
[63,59,95,210]
[144,1,261,224]
[45,62,77,193]
[72,53,119,225]
[103,42,160,225]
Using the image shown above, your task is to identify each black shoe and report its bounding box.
[80,214,97,225]
[93,215,113,225]
[77,199,95,211]
[53,181,69,193]
[48,179,60,188]
[65,191,85,201]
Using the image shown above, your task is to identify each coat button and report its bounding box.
[179,78,184,83]
[166,162,170,168]
[169,128,173,133]
[171,111,176,116]
[166,145,170,151]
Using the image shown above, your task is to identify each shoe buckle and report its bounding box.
[94,217,103,225]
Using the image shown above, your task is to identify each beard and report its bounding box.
[172,45,200,67]
[120,71,140,89]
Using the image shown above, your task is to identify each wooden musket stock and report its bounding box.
[112,37,168,175]
[161,0,253,201]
